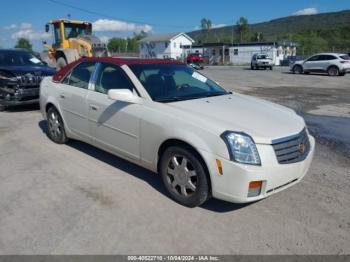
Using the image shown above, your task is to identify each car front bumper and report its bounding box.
[200,135,315,203]
[0,86,39,106]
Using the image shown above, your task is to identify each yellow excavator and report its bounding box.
[43,19,108,70]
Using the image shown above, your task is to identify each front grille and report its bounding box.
[272,129,310,164]
[16,75,44,87]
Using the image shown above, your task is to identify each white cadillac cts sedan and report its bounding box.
[40,57,315,207]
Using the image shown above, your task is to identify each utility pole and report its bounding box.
[231,18,234,46]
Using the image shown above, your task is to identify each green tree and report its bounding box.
[235,17,249,42]
[200,18,213,43]
[107,38,127,53]
[252,32,264,42]
[14,38,32,51]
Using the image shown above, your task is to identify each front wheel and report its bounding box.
[160,146,210,207]
[269,66,273,70]
[293,65,303,74]
[47,107,68,144]
[56,57,67,71]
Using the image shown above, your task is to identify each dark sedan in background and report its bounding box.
[0,49,55,111]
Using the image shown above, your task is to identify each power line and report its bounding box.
[48,0,191,29]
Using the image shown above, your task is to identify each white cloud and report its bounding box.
[93,19,152,33]
[3,24,17,30]
[212,24,227,28]
[11,23,50,40]
[193,23,227,30]
[292,7,318,16]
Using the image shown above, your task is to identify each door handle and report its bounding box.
[90,105,99,111]
[60,94,65,99]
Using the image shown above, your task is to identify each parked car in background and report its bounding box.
[251,53,274,70]
[187,53,204,64]
[290,53,350,76]
[40,57,314,207]
[0,49,55,111]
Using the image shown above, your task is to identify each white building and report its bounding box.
[183,41,297,66]
[139,33,194,60]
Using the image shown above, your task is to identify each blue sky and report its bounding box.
[0,0,349,51]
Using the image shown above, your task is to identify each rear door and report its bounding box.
[319,55,337,71]
[87,63,142,161]
[58,62,96,140]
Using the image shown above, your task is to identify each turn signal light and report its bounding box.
[216,159,223,175]
[248,181,263,197]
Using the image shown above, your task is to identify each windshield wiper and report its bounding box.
[204,92,230,98]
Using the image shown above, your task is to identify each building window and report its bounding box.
[174,42,176,48]
[165,42,168,48]
[212,49,216,56]
[234,49,238,55]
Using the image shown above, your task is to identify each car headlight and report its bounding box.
[221,131,261,165]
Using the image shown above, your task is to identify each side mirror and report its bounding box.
[45,24,50,33]
[107,89,137,103]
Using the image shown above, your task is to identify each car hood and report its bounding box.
[166,94,305,144]
[0,65,55,76]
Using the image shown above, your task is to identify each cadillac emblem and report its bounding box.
[298,143,305,154]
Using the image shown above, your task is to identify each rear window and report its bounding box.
[340,55,350,60]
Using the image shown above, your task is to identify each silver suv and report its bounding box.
[251,54,274,70]
[291,53,350,76]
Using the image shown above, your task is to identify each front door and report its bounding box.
[87,63,142,161]
[303,55,322,71]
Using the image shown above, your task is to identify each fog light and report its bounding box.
[248,181,262,197]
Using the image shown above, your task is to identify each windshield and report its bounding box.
[257,54,269,59]
[64,23,91,39]
[0,51,45,66]
[129,64,229,102]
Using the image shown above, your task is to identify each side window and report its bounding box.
[95,63,134,94]
[325,55,336,60]
[308,55,320,61]
[68,62,95,89]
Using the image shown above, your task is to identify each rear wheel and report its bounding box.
[328,66,339,76]
[56,57,67,71]
[293,65,303,74]
[160,146,210,207]
[339,72,346,76]
[47,107,68,144]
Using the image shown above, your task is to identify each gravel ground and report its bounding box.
[0,67,349,255]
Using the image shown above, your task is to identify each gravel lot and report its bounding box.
[0,66,349,255]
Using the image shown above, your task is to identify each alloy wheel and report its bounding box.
[166,155,198,197]
[48,111,62,139]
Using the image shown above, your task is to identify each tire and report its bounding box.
[270,66,273,70]
[56,57,67,71]
[250,63,253,70]
[0,104,7,112]
[47,107,68,144]
[339,72,346,76]
[293,65,303,74]
[327,66,339,76]
[159,146,210,207]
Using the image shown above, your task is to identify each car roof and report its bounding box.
[312,53,346,56]
[78,56,184,66]
[53,57,185,82]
